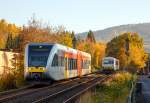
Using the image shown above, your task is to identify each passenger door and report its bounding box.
[77,52,82,77]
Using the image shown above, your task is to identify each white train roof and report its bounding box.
[26,43,91,58]
[103,57,118,60]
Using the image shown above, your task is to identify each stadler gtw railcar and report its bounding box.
[24,43,91,81]
[102,57,119,71]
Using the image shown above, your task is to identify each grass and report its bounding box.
[92,72,137,103]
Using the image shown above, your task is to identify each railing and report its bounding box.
[127,81,143,103]
[127,82,136,103]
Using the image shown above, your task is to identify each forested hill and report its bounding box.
[77,23,150,43]
[77,23,150,52]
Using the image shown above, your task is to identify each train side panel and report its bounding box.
[47,44,91,80]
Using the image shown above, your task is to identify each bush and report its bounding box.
[0,73,16,91]
[15,73,26,88]
[92,72,136,103]
[0,71,26,91]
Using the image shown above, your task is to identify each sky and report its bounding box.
[0,0,150,33]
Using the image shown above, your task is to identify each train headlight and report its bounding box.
[40,67,44,70]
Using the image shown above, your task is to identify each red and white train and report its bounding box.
[24,43,91,82]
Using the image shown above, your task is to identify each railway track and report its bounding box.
[0,77,82,103]
[0,74,98,103]
[63,77,107,103]
[33,74,108,103]
[0,84,35,97]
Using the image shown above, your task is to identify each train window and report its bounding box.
[64,57,67,68]
[88,60,90,68]
[63,57,65,66]
[82,60,90,69]
[69,59,71,70]
[72,59,74,70]
[28,45,53,67]
[58,56,60,66]
[103,59,114,64]
[68,58,77,70]
[67,58,78,70]
[71,59,73,70]
[60,56,65,66]
[68,59,70,70]
[85,60,86,69]
[87,60,89,69]
[84,60,87,69]
[73,59,75,69]
[81,60,83,69]
[71,59,73,69]
[52,54,58,66]
[74,59,76,69]
[71,59,72,70]
[84,60,85,69]
[70,59,72,70]
[75,59,77,69]
[83,60,84,69]
[68,59,69,69]
[116,60,119,65]
[84,60,86,69]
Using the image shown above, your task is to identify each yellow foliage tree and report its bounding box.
[77,40,106,69]
[106,32,148,71]
[93,43,106,67]
[0,19,21,49]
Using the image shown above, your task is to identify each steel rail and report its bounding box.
[32,75,106,103]
[63,76,108,103]
[0,77,81,102]
[0,84,34,96]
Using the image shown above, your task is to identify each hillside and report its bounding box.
[77,23,150,52]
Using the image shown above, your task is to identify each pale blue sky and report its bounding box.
[0,0,150,33]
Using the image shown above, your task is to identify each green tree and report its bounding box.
[6,33,13,49]
[71,31,75,38]
[86,30,96,43]
[5,33,21,50]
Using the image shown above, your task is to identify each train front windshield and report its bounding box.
[103,59,114,64]
[28,45,53,67]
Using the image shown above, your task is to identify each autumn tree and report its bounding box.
[77,32,106,70]
[93,43,106,68]
[106,32,148,72]
[86,30,96,43]
[0,19,21,49]
[19,16,73,51]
